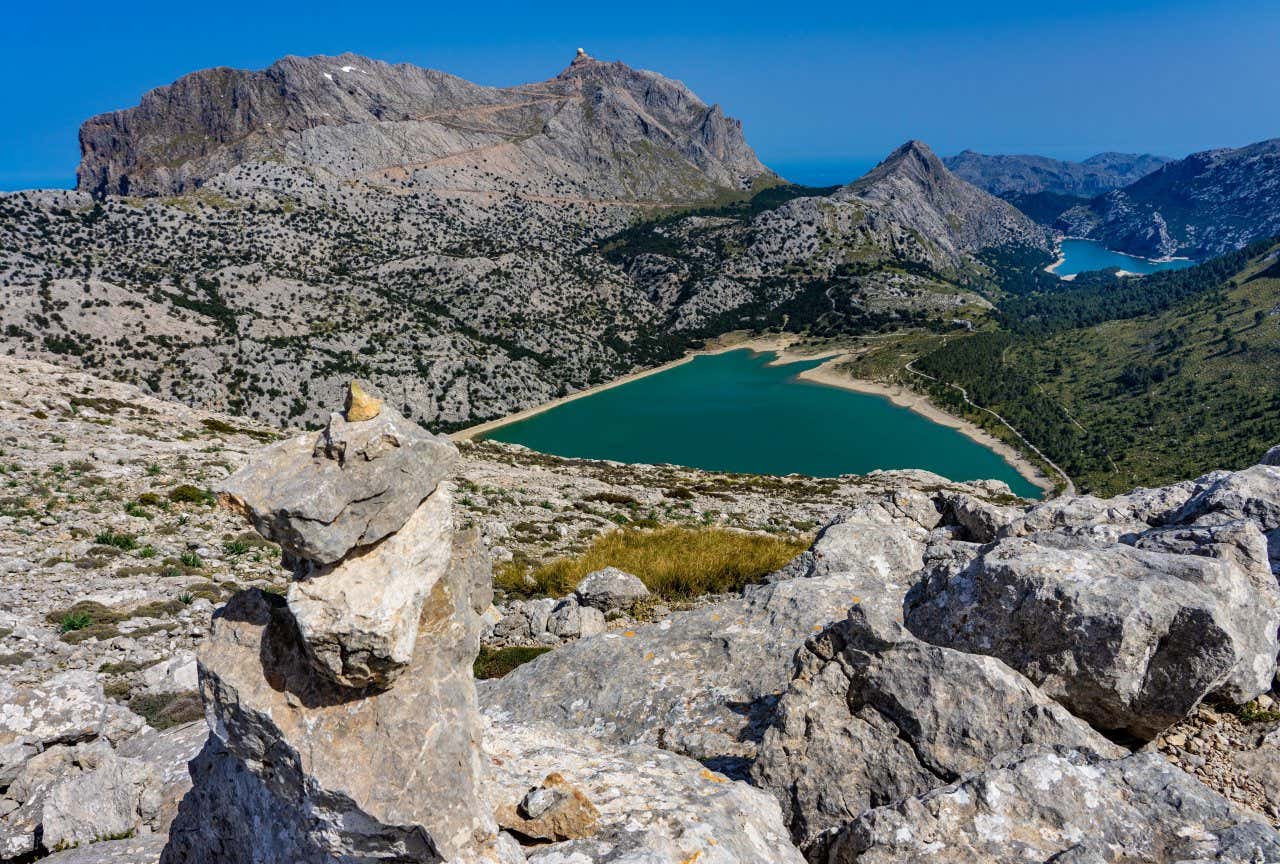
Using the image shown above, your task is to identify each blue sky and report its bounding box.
[4,0,1278,189]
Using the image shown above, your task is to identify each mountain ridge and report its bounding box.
[943,149,1171,197]
[78,50,772,203]
[1056,138,1280,259]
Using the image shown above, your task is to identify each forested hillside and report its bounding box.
[913,240,1280,493]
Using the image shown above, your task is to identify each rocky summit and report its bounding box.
[77,51,770,202]
[3,358,1280,863]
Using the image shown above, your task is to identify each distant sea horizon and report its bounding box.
[767,157,879,188]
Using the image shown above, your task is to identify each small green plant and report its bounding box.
[145,464,162,477]
[59,612,93,633]
[137,545,157,559]
[473,645,553,679]
[94,531,138,550]
[178,592,194,605]
[1239,702,1280,723]
[223,539,249,556]
[135,492,166,508]
[123,502,152,519]
[179,551,203,569]
[169,484,215,505]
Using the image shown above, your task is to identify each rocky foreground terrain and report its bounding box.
[2,356,1280,863]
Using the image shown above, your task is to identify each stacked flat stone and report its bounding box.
[162,383,521,863]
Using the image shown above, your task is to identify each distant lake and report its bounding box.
[480,349,1042,497]
[1053,239,1195,278]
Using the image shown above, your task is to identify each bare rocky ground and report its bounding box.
[0,354,973,692]
[4,355,1280,862]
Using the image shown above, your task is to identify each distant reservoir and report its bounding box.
[1052,239,1195,278]
[480,349,1043,497]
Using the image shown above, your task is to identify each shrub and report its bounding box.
[498,526,810,600]
[94,531,137,550]
[168,484,215,505]
[179,551,203,569]
[59,612,92,633]
[473,646,552,680]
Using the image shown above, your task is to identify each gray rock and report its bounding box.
[41,751,163,852]
[1173,465,1280,571]
[1263,444,1280,466]
[816,748,1280,863]
[38,834,168,864]
[574,567,650,612]
[0,671,143,755]
[116,721,209,835]
[905,524,1280,739]
[751,605,1122,847]
[482,505,929,775]
[286,483,455,688]
[940,492,1020,542]
[488,720,803,864]
[547,598,606,639]
[161,531,515,863]
[218,406,457,565]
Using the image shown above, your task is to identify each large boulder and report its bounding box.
[1173,464,1280,530]
[0,671,143,763]
[751,605,1122,848]
[905,523,1280,740]
[487,720,804,864]
[481,504,931,776]
[286,483,455,688]
[815,748,1280,863]
[40,750,163,852]
[161,531,517,863]
[219,403,456,566]
[573,567,650,612]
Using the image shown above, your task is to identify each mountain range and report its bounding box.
[943,150,1171,198]
[0,52,1046,430]
[1057,138,1280,259]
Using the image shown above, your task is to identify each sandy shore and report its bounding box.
[797,358,1054,494]
[453,333,1053,495]
[450,332,832,441]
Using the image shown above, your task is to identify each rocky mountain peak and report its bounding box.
[838,138,1050,257]
[77,51,771,202]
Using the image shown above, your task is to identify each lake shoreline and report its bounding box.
[796,358,1055,495]
[1046,237,1196,278]
[451,333,821,442]
[454,333,1053,497]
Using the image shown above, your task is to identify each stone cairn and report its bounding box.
[161,383,521,863]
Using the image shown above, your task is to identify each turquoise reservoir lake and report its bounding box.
[481,349,1042,497]
[1053,239,1195,278]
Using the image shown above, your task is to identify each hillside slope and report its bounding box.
[1057,138,1280,259]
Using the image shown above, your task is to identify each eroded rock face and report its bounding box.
[905,523,1280,740]
[287,483,455,688]
[161,532,514,863]
[487,721,804,864]
[219,405,457,566]
[0,672,143,760]
[815,748,1280,863]
[751,606,1123,848]
[481,502,933,776]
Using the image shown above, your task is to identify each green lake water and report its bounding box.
[481,349,1042,497]
[1054,239,1195,277]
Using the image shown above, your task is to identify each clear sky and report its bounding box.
[4,0,1278,190]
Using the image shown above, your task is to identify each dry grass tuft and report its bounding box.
[495,526,809,601]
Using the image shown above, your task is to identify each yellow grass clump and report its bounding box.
[495,525,810,601]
